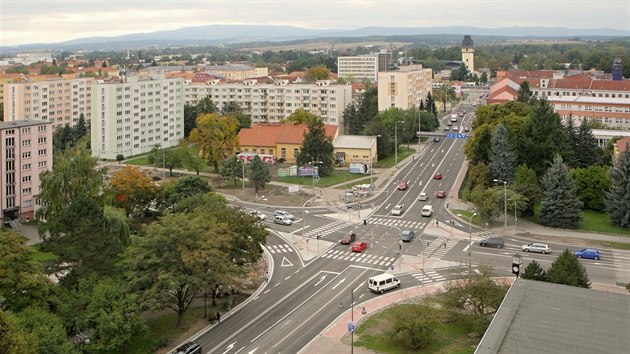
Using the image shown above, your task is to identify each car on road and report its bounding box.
[401,230,416,242]
[450,117,458,122]
[450,113,458,119]
[421,205,434,217]
[464,127,470,132]
[398,180,409,190]
[340,232,357,245]
[418,192,429,201]
[391,204,405,216]
[174,342,202,354]
[472,101,478,106]
[274,215,292,226]
[446,121,453,126]
[443,126,450,131]
[453,126,459,131]
[433,173,443,180]
[351,241,368,253]
[433,137,441,142]
[274,210,295,220]
[575,248,601,260]
[249,210,266,221]
[521,242,551,254]
[479,237,505,248]
[436,190,446,198]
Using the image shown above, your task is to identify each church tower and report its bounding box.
[461,35,475,73]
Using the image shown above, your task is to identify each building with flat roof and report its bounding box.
[377,65,433,111]
[0,120,53,225]
[90,75,184,160]
[332,135,378,166]
[337,51,392,82]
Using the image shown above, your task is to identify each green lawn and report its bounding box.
[527,205,630,236]
[374,147,416,169]
[277,169,367,187]
[30,243,57,263]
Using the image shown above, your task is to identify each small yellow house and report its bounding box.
[333,135,378,167]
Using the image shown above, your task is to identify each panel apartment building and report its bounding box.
[183,80,352,126]
[377,65,433,111]
[0,120,53,225]
[91,75,184,160]
[3,77,93,128]
[337,51,392,82]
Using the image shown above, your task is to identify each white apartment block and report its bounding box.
[91,75,184,160]
[183,80,352,126]
[0,120,53,224]
[3,77,93,128]
[377,65,433,111]
[337,51,392,82]
[206,65,269,80]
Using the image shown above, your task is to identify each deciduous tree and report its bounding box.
[179,140,206,175]
[512,164,541,216]
[109,165,158,216]
[306,65,331,81]
[389,304,443,350]
[297,119,334,176]
[546,249,590,288]
[0,309,36,354]
[16,307,79,354]
[249,155,271,193]
[540,155,583,228]
[571,165,611,211]
[284,108,322,125]
[220,156,244,187]
[222,101,251,130]
[605,145,630,228]
[189,113,240,173]
[441,271,508,317]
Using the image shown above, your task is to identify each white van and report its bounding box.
[421,205,433,217]
[368,273,401,294]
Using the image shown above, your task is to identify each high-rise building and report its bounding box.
[0,120,53,224]
[3,77,94,128]
[90,75,184,160]
[461,35,475,72]
[337,51,392,82]
[377,65,433,111]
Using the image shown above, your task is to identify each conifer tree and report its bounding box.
[521,260,547,281]
[539,155,582,228]
[490,124,516,183]
[575,120,602,167]
[605,145,630,228]
[546,249,590,288]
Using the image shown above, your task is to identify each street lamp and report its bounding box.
[395,121,405,168]
[370,135,381,189]
[467,212,477,276]
[493,179,507,230]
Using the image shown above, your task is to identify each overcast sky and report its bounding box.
[2,0,629,46]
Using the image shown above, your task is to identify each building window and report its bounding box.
[293,148,299,157]
[281,148,286,158]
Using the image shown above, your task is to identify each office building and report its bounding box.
[337,51,392,82]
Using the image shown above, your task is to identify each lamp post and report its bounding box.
[370,135,381,189]
[395,120,405,168]
[242,158,245,195]
[493,179,507,230]
[467,212,477,276]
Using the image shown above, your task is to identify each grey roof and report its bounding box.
[476,279,630,354]
[333,135,375,149]
[0,119,53,129]
[462,35,474,47]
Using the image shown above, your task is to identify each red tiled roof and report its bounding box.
[617,137,630,154]
[239,123,338,147]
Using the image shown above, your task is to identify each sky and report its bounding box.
[2,0,629,46]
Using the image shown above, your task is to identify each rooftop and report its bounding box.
[0,119,53,129]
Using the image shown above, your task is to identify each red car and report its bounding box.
[351,241,368,253]
[433,173,443,180]
[436,190,446,198]
[398,180,408,190]
[339,232,357,245]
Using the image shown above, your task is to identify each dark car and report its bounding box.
[433,173,443,180]
[401,230,415,242]
[433,137,441,142]
[174,342,202,354]
[340,232,357,245]
[479,237,505,248]
[575,248,601,260]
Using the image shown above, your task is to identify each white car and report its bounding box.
[249,210,266,221]
[418,192,428,201]
[274,210,295,220]
[391,204,405,216]
[274,215,292,226]
[521,242,551,254]
[421,205,434,217]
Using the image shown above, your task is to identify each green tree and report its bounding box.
[108,165,158,216]
[249,155,272,193]
[0,309,36,354]
[605,145,630,228]
[469,185,503,224]
[357,87,379,128]
[74,113,88,139]
[441,271,508,317]
[164,148,184,176]
[167,175,213,207]
[521,260,547,281]
[469,125,493,165]
[516,80,535,104]
[512,164,541,216]
[575,120,602,167]
[220,156,244,187]
[222,101,251,129]
[546,249,591,288]
[342,103,360,135]
[389,304,443,350]
[540,155,583,228]
[364,119,394,159]
[297,119,335,176]
[490,124,516,183]
[184,103,199,138]
[284,108,322,125]
[179,140,206,175]
[480,71,488,85]
[306,65,331,81]
[189,113,240,173]
[52,125,75,152]
[466,162,491,191]
[115,154,124,163]
[16,307,78,354]
[571,165,611,211]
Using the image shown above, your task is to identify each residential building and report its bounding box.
[337,51,392,82]
[3,77,94,128]
[238,123,338,164]
[377,65,433,111]
[206,65,268,81]
[613,136,630,163]
[0,120,53,224]
[487,70,630,129]
[90,75,184,160]
[183,80,352,126]
[461,35,475,72]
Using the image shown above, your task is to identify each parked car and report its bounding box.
[339,232,357,245]
[521,242,551,254]
[274,215,292,226]
[479,237,505,248]
[274,210,295,220]
[401,230,416,242]
[391,204,405,216]
[433,137,441,143]
[398,180,409,190]
[575,248,601,260]
[433,173,443,180]
[351,241,368,253]
[249,210,266,221]
[436,190,446,198]
[418,192,429,201]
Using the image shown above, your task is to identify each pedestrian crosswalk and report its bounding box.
[471,230,500,240]
[367,217,427,230]
[321,249,396,267]
[410,270,446,284]
[303,220,352,238]
[266,244,294,254]
[423,237,459,259]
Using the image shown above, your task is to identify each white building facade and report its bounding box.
[91,76,184,160]
[377,65,433,111]
[337,51,392,82]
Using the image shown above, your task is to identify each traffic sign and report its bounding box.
[447,133,468,139]
[348,320,355,333]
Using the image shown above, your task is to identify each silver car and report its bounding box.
[521,242,551,254]
[274,210,295,220]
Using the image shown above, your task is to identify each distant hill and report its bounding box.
[2,24,628,52]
